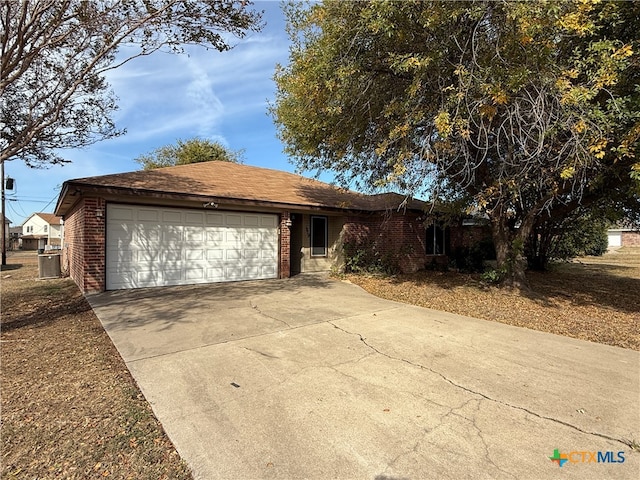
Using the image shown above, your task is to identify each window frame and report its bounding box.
[426,223,448,256]
[310,215,328,257]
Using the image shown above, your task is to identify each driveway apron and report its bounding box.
[88,274,640,480]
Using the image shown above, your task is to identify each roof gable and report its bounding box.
[22,212,62,227]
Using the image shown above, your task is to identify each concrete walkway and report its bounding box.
[88,274,639,480]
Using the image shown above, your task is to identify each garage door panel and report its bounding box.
[243,215,260,227]
[110,206,134,221]
[163,227,183,243]
[206,267,225,280]
[137,209,159,221]
[226,266,243,279]
[226,214,242,226]
[244,231,260,244]
[207,249,224,260]
[185,267,205,280]
[162,211,182,222]
[206,213,224,226]
[107,205,278,289]
[185,227,205,242]
[262,265,277,276]
[226,230,241,243]
[185,212,204,225]
[226,249,241,260]
[186,249,205,261]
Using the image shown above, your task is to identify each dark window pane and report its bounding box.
[426,224,447,255]
[311,216,327,256]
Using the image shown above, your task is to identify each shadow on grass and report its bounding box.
[1,281,93,332]
[1,263,23,272]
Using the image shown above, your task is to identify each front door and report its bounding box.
[290,214,304,276]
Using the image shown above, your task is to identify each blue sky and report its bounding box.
[4,1,310,227]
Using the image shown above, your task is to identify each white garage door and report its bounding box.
[106,204,278,290]
[607,231,622,248]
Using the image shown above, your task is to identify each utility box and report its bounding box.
[38,254,61,279]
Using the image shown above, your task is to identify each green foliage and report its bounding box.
[451,238,496,273]
[550,218,609,260]
[481,267,507,285]
[343,241,399,275]
[135,138,244,170]
[273,0,639,286]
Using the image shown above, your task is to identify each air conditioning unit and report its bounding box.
[38,254,61,279]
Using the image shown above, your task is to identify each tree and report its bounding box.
[272,0,639,287]
[134,137,243,169]
[1,0,262,168]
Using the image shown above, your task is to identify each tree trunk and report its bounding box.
[490,214,530,290]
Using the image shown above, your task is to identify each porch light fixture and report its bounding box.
[203,201,219,208]
[284,218,292,228]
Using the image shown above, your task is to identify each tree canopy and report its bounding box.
[134,137,243,169]
[272,0,640,286]
[1,0,262,167]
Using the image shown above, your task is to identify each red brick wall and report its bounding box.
[62,199,84,290]
[344,212,428,273]
[279,211,291,278]
[622,231,640,247]
[62,197,106,293]
[449,225,492,251]
[83,197,106,292]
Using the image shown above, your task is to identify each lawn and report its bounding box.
[345,247,640,351]
[0,252,192,479]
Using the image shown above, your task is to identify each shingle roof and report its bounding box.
[37,213,62,225]
[56,161,426,214]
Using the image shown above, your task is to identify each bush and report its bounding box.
[343,241,399,274]
[451,238,496,273]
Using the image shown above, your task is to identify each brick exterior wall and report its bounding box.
[344,212,428,273]
[449,225,492,252]
[621,231,640,247]
[279,211,291,278]
[62,197,106,293]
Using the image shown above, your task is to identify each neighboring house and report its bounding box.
[21,212,63,250]
[54,161,482,293]
[607,225,640,248]
[9,226,21,251]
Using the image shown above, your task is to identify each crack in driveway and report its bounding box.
[328,321,634,450]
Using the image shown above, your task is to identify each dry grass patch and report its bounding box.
[1,253,191,479]
[345,248,640,351]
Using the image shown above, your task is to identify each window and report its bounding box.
[426,224,449,255]
[44,225,48,233]
[310,216,328,256]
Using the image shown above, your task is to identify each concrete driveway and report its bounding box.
[88,274,639,480]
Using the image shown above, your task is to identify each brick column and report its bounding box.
[83,197,106,292]
[279,211,291,279]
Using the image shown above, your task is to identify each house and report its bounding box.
[54,161,479,293]
[9,226,21,251]
[20,212,63,251]
[607,225,640,248]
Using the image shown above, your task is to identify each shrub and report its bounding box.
[451,238,496,273]
[343,240,399,274]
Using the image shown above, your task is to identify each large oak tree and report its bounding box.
[272,0,639,287]
[1,0,262,167]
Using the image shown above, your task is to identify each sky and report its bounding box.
[4,1,312,227]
